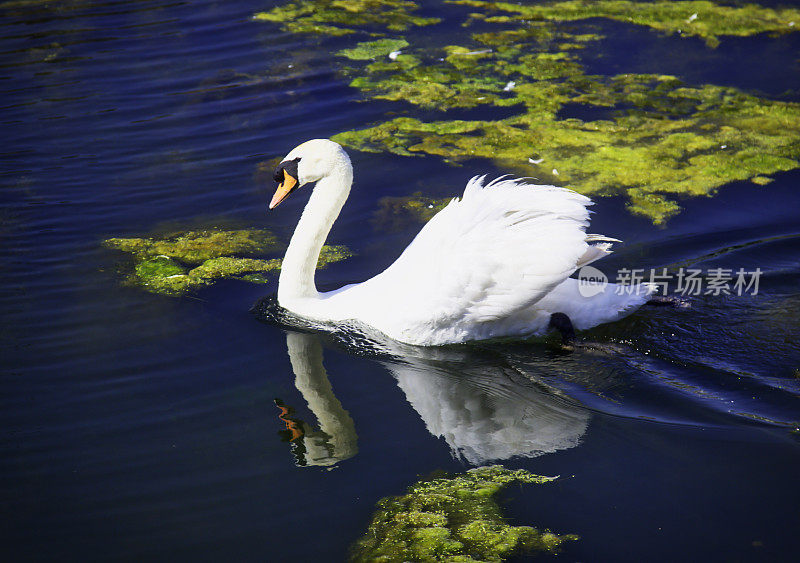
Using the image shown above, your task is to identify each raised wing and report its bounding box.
[343,176,608,344]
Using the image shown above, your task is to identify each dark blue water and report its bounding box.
[2,1,800,561]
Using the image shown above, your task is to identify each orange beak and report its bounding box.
[269,170,298,209]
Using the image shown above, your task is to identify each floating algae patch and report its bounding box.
[104,229,352,295]
[334,69,800,223]
[339,25,592,111]
[350,465,577,562]
[751,176,774,186]
[372,192,450,230]
[339,38,409,60]
[330,20,800,224]
[450,0,800,48]
[317,244,354,266]
[104,229,283,264]
[253,0,438,37]
[188,257,283,281]
[126,256,282,295]
[346,50,519,111]
[260,0,800,224]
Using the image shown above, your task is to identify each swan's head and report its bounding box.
[270,139,350,209]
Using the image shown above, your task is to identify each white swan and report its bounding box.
[269,138,653,346]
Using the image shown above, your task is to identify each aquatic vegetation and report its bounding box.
[129,255,282,295]
[259,0,800,224]
[750,176,774,186]
[347,51,513,110]
[104,229,351,295]
[331,22,800,223]
[253,0,438,37]
[451,0,800,48]
[133,256,190,294]
[188,256,283,281]
[350,465,577,562]
[339,38,409,60]
[334,73,800,223]
[316,243,354,266]
[104,229,283,264]
[371,192,450,230]
[341,25,590,111]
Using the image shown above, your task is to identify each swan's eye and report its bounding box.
[273,167,285,183]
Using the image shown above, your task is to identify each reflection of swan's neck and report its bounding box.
[286,332,358,466]
[278,159,352,303]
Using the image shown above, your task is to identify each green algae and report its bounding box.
[334,83,800,224]
[339,38,409,60]
[346,45,514,110]
[104,229,352,296]
[135,256,186,279]
[340,24,593,111]
[450,0,800,48]
[259,0,800,224]
[254,0,438,37]
[125,255,283,295]
[331,23,800,224]
[372,192,450,230]
[104,229,283,264]
[188,256,282,281]
[317,244,354,266]
[350,465,577,562]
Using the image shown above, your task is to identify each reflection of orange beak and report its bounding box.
[269,171,298,209]
[275,401,304,442]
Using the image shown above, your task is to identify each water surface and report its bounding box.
[2,0,799,561]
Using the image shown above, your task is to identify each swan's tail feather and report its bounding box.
[577,233,621,267]
[585,233,621,243]
[576,243,613,268]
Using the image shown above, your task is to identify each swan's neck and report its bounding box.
[278,159,352,303]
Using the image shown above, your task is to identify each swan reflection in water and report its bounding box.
[275,322,590,467]
[380,342,590,465]
[276,331,358,467]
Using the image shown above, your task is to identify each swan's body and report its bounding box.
[270,139,653,346]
